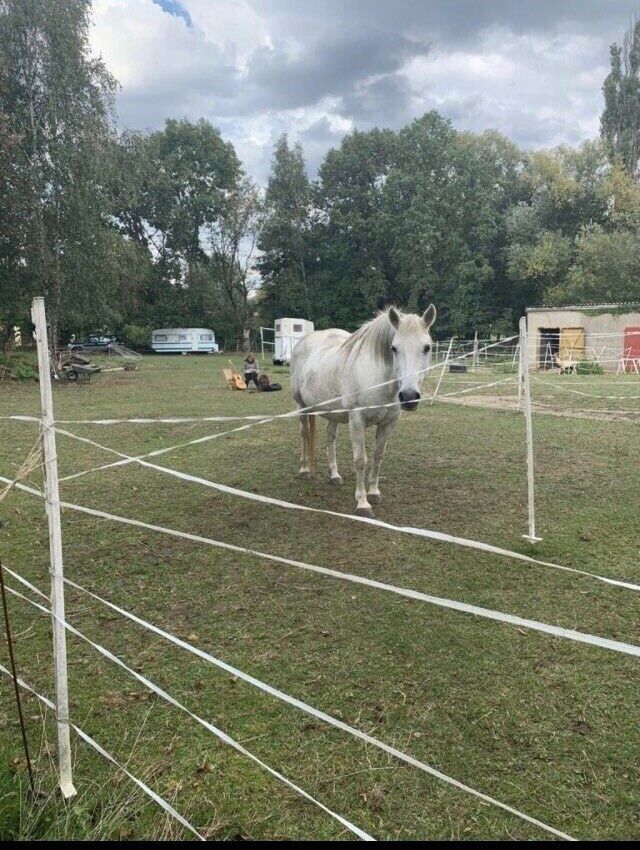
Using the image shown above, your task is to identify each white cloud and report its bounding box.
[89,0,630,181]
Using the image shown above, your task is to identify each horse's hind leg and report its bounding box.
[367,420,396,504]
[348,413,372,516]
[327,420,342,485]
[298,412,311,479]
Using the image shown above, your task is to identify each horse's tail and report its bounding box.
[308,414,316,470]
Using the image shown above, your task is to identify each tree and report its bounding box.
[258,135,312,321]
[312,128,398,327]
[0,0,118,343]
[202,176,263,346]
[601,18,640,176]
[112,119,243,333]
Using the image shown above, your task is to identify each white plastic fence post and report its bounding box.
[519,316,542,544]
[431,337,454,404]
[472,330,479,371]
[517,342,523,411]
[31,297,76,798]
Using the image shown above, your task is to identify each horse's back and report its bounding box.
[291,328,350,408]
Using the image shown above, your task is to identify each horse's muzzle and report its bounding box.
[399,390,420,411]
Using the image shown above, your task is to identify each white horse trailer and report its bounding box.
[151,328,219,355]
[273,318,314,365]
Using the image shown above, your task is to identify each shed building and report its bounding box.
[525,304,640,372]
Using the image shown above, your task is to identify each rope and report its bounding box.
[0,662,205,839]
[48,431,640,594]
[0,561,35,792]
[532,377,640,400]
[3,564,574,841]
[0,435,43,505]
[4,583,373,841]
[3,477,639,656]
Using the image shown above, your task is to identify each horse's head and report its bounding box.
[388,305,437,411]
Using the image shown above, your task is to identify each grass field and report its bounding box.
[0,355,639,840]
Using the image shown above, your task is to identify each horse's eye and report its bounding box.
[423,344,431,354]
[391,345,398,354]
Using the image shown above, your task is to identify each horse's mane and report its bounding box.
[340,308,406,365]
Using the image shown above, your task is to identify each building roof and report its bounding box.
[526,303,640,313]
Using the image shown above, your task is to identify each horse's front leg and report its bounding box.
[367,419,396,504]
[348,413,372,517]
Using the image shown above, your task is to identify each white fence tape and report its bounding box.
[3,565,572,840]
[532,377,640,400]
[49,431,640,594]
[4,583,374,842]
[0,662,205,840]
[3,476,639,659]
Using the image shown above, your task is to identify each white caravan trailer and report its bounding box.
[273,317,314,364]
[151,328,219,354]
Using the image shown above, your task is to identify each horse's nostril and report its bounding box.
[399,391,405,402]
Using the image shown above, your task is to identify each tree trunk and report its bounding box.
[241,328,251,352]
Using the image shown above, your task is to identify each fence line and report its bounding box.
[4,583,374,842]
[45,431,640,593]
[3,564,572,840]
[0,662,205,840]
[531,377,640,400]
[4,477,640,657]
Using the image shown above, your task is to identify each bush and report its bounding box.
[494,361,519,373]
[121,324,152,351]
[575,360,604,375]
[0,352,39,381]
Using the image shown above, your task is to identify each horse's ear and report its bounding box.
[387,307,400,328]
[422,304,436,329]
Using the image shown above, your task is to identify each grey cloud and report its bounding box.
[298,117,347,174]
[240,30,430,112]
[250,0,640,46]
[101,0,638,183]
[336,73,415,129]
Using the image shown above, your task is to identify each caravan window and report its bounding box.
[179,335,188,341]
[275,322,281,331]
[154,334,167,342]
[200,334,212,341]
[293,323,303,332]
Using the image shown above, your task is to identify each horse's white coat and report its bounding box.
[291,306,436,514]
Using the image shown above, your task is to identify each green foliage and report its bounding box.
[0,351,38,381]
[121,324,152,350]
[601,19,640,175]
[2,6,640,346]
[0,0,117,339]
[257,135,313,322]
[575,359,604,375]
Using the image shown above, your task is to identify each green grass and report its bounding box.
[0,355,639,839]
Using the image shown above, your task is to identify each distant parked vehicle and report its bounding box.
[68,334,118,354]
[273,318,314,365]
[151,328,219,354]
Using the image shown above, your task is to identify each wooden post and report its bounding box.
[519,316,542,543]
[31,297,76,798]
[431,337,454,404]
[472,330,479,371]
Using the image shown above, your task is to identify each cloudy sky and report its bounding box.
[90,0,640,181]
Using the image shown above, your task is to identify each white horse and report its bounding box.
[291,305,436,516]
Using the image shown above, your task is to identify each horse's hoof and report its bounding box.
[367,493,383,504]
[297,470,311,480]
[329,476,343,486]
[355,506,375,518]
